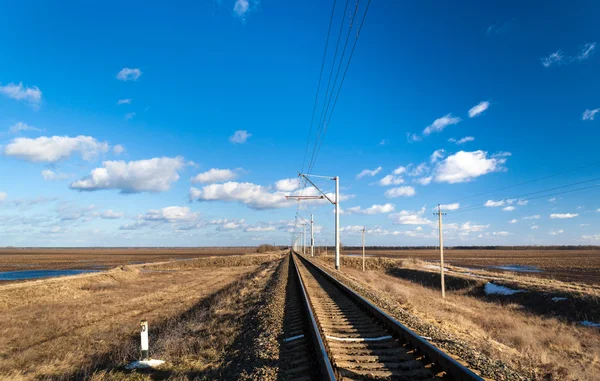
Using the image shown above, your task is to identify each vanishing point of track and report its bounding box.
[286,251,484,381]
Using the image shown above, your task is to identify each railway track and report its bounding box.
[289,252,484,381]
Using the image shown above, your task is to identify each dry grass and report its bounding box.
[0,253,280,380]
[324,257,600,381]
[341,248,600,284]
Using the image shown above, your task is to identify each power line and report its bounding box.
[449,160,600,204]
[452,183,600,214]
[300,0,339,176]
[308,0,372,173]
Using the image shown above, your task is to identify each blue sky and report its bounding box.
[0,0,599,247]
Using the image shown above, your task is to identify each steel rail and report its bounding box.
[294,252,485,381]
[291,252,338,380]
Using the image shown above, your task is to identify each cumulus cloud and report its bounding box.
[245,225,276,232]
[423,114,461,136]
[125,112,136,120]
[408,163,429,177]
[192,168,240,184]
[509,219,518,224]
[393,166,409,175]
[141,206,199,222]
[346,203,395,215]
[41,169,71,181]
[434,150,507,183]
[275,178,301,192]
[430,149,445,163]
[379,175,404,186]
[117,99,132,105]
[389,206,431,225]
[468,101,490,118]
[439,203,460,211]
[524,214,540,220]
[493,231,511,236]
[406,133,422,142]
[70,157,186,193]
[9,122,42,134]
[0,82,42,106]
[356,166,382,179]
[234,0,250,17]
[190,181,290,210]
[116,68,142,81]
[449,136,475,145]
[385,186,416,198]
[101,210,124,219]
[549,229,564,235]
[209,218,245,230]
[461,222,489,233]
[4,135,109,163]
[550,213,578,219]
[112,144,126,155]
[503,206,516,212]
[230,130,251,144]
[414,176,433,186]
[582,108,599,121]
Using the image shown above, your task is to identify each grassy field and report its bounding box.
[0,251,282,380]
[318,254,600,380]
[0,247,262,273]
[341,248,600,284]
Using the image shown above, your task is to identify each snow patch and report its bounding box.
[125,359,165,369]
[484,282,525,296]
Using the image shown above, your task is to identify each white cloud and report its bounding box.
[582,234,600,241]
[509,219,518,224]
[41,169,71,181]
[275,178,301,192]
[485,199,505,207]
[576,42,596,61]
[468,101,490,118]
[9,122,41,134]
[493,231,511,236]
[449,136,475,145]
[340,225,365,233]
[439,203,460,211]
[407,133,422,142]
[423,114,461,136]
[70,157,186,193]
[430,149,445,163]
[461,222,489,233]
[379,175,404,186]
[541,51,564,67]
[125,112,136,120]
[190,181,291,210]
[582,108,599,121]
[4,135,109,163]
[117,99,132,105]
[548,197,557,202]
[550,213,578,219]
[245,225,276,232]
[116,68,142,81]
[434,150,507,183]
[0,192,6,201]
[141,206,199,222]
[408,163,429,177]
[346,203,395,215]
[549,229,564,236]
[531,225,539,230]
[209,218,245,230]
[385,186,416,198]
[517,200,528,206]
[230,130,251,144]
[356,166,382,179]
[523,215,540,220]
[192,168,239,184]
[414,176,433,186]
[101,210,124,219]
[0,82,42,106]
[113,144,126,155]
[389,207,431,225]
[393,166,409,175]
[379,139,388,145]
[234,0,250,17]
[503,206,516,212]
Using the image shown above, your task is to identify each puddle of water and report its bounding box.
[581,320,600,328]
[0,269,100,281]
[490,265,541,273]
[552,297,568,302]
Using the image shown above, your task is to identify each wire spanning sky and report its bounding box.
[0,0,598,246]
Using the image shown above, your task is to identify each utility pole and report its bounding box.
[286,173,340,270]
[434,204,447,299]
[310,214,314,257]
[362,226,366,272]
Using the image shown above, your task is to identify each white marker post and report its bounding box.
[140,319,149,360]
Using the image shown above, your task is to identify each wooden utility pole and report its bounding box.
[362,226,366,272]
[434,204,447,298]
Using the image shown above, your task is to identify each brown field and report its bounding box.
[342,248,600,284]
[0,247,263,274]
[0,252,283,380]
[317,255,600,381]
